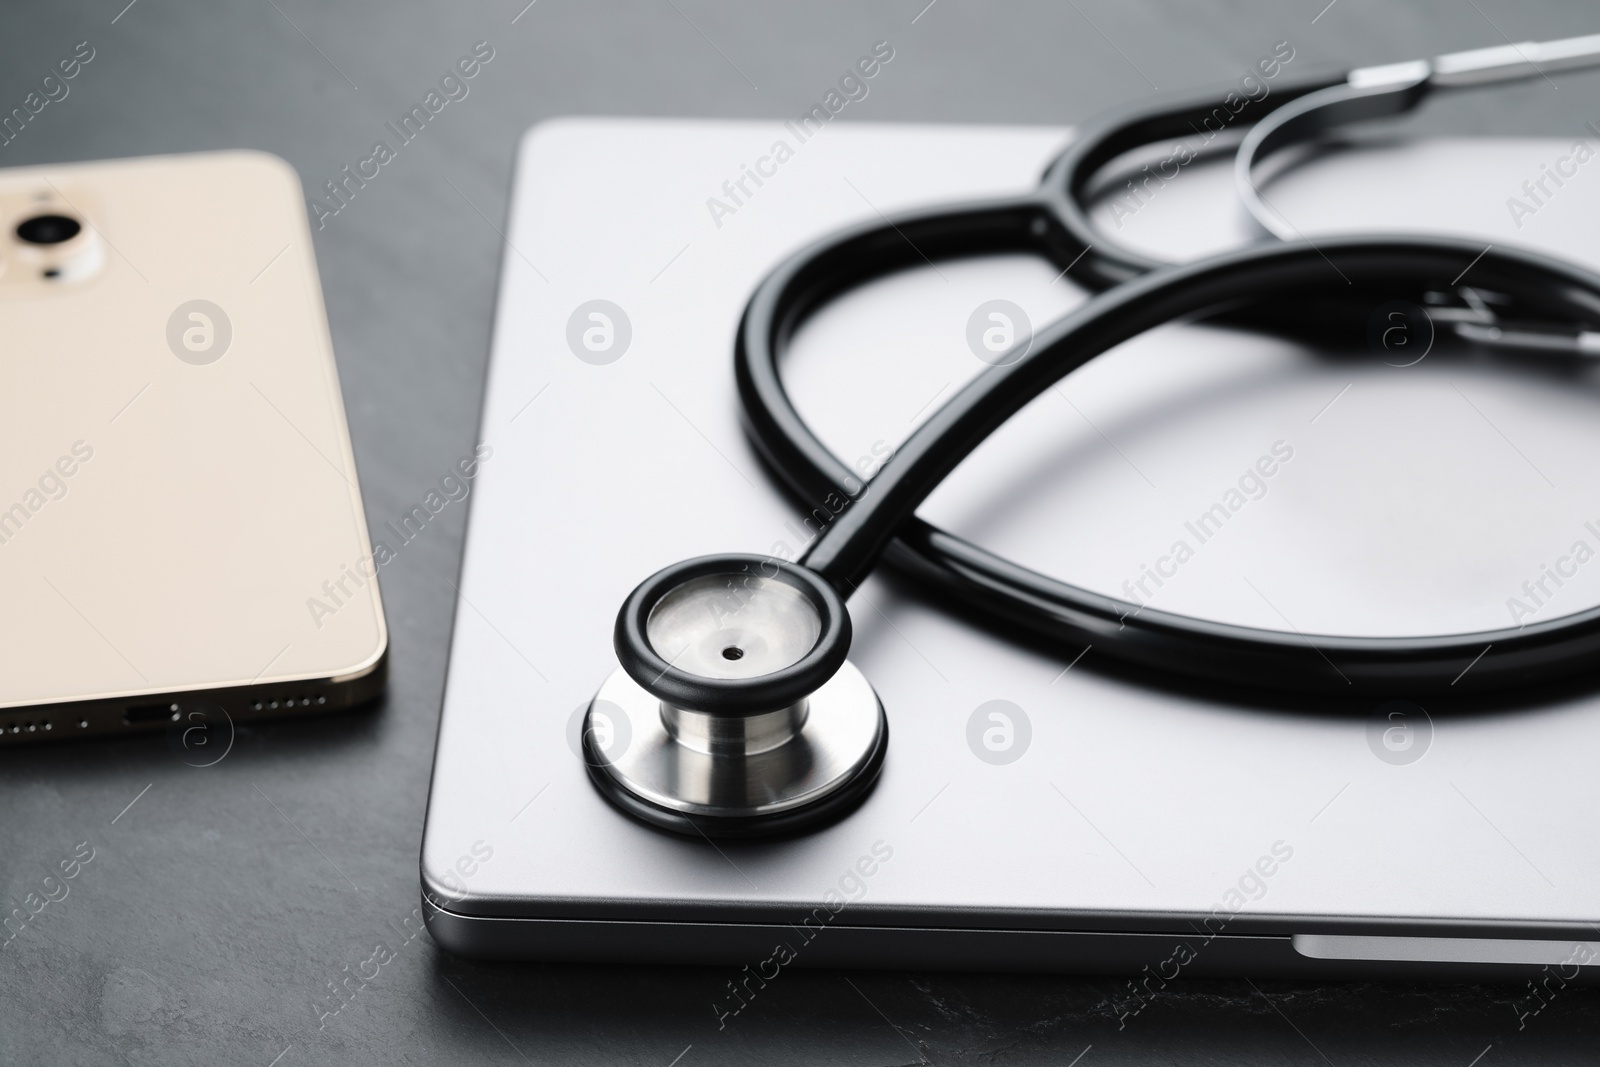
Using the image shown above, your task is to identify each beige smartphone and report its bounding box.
[0,151,386,745]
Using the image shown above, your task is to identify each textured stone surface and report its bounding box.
[3,0,1600,1063]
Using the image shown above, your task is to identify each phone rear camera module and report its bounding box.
[15,214,82,245]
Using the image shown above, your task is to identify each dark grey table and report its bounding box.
[4,1,1600,1063]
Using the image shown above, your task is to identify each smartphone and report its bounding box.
[0,151,386,745]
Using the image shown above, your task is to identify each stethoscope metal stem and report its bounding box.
[660,699,809,756]
[1238,32,1600,242]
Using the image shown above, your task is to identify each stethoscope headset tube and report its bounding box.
[1041,67,1346,288]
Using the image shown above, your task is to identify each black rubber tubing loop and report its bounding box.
[614,553,852,715]
[1040,67,1347,289]
[1237,76,1431,195]
[738,230,1600,698]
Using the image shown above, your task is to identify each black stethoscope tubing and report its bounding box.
[733,87,1600,698]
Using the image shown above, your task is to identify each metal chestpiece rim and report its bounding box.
[613,554,853,714]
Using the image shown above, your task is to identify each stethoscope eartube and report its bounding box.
[1041,67,1347,289]
[582,32,1600,837]
[584,554,886,838]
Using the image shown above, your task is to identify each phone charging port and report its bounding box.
[124,702,179,725]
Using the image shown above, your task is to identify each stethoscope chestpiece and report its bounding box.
[583,553,887,838]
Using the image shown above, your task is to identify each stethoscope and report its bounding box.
[584,33,1600,838]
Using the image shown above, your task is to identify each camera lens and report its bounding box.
[15,214,82,245]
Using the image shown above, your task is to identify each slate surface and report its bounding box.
[3,1,1599,1063]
